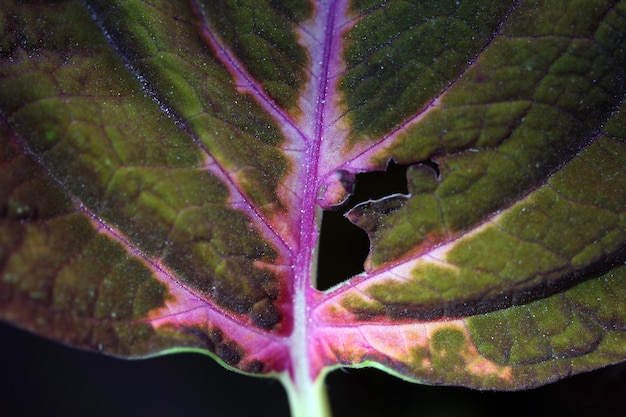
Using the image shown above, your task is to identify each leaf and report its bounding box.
[1,1,625,416]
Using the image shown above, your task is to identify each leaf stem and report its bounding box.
[281,372,331,417]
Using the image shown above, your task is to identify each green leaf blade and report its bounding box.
[0,0,292,374]
[1,1,626,414]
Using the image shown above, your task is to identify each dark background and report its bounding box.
[1,323,626,417]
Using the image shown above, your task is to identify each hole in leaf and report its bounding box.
[315,209,369,291]
[316,161,409,290]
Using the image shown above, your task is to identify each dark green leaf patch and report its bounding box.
[358,3,625,268]
[468,265,626,388]
[345,131,626,320]
[0,124,171,356]
[0,0,285,331]
[341,0,514,139]
[197,0,309,110]
[87,0,292,218]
